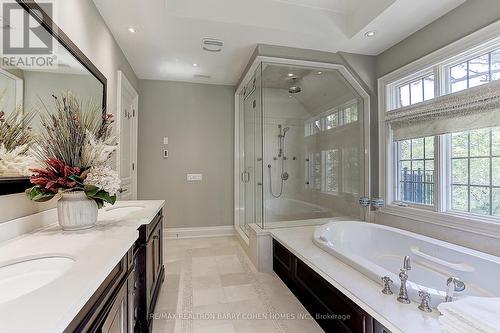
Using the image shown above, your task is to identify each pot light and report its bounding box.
[128,27,136,33]
[287,73,294,77]
[317,71,322,75]
[193,63,198,67]
[365,31,376,37]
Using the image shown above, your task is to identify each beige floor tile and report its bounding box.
[193,287,227,307]
[232,318,280,333]
[192,274,222,290]
[223,284,258,303]
[220,272,253,287]
[155,274,180,311]
[194,322,235,333]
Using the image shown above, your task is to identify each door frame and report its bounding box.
[234,56,372,244]
[116,70,139,200]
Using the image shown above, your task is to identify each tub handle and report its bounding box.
[410,246,474,272]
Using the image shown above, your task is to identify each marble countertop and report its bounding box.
[269,225,442,333]
[0,200,165,333]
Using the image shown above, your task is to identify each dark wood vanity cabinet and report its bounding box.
[65,209,165,333]
[136,210,165,332]
[273,239,374,333]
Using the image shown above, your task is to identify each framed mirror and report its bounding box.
[0,0,107,195]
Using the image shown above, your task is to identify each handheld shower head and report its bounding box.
[283,127,290,135]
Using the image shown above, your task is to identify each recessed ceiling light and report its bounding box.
[287,73,294,77]
[317,71,323,75]
[193,63,199,67]
[365,31,376,37]
[128,27,136,33]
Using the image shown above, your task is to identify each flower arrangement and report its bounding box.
[26,92,120,209]
[0,106,37,176]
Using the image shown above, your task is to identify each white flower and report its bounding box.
[0,144,39,176]
[83,165,121,196]
[82,130,118,168]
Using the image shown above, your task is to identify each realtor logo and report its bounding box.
[1,0,56,68]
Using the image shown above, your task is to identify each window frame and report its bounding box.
[378,23,500,237]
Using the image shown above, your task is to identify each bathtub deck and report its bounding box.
[269,225,442,333]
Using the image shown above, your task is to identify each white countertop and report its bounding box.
[269,225,442,333]
[0,200,165,333]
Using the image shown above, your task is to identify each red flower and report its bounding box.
[30,158,81,193]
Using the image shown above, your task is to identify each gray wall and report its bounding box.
[374,0,500,256]
[376,0,500,77]
[0,0,138,224]
[137,80,234,228]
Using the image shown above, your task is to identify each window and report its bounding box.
[397,137,435,205]
[449,49,500,93]
[381,34,500,226]
[450,127,500,216]
[396,74,435,107]
[304,100,360,137]
[342,103,358,124]
[322,149,339,193]
[342,147,359,194]
[307,152,322,190]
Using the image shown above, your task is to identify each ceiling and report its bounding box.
[93,0,465,85]
[262,63,358,114]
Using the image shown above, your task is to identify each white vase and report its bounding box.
[57,191,98,231]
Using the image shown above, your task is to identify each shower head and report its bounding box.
[283,127,290,134]
[288,78,301,94]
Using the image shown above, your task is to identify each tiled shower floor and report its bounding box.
[152,236,323,333]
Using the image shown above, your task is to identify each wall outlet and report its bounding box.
[187,174,202,181]
[163,149,169,159]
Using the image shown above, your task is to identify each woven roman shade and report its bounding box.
[386,80,500,141]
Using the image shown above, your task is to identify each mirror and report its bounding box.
[0,0,106,195]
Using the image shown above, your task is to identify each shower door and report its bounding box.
[239,66,263,235]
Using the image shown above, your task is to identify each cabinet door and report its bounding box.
[146,220,162,307]
[101,282,128,333]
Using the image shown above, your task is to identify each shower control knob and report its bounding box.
[283,156,287,160]
[293,156,297,160]
[273,157,277,160]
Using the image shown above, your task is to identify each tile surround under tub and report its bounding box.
[153,236,323,333]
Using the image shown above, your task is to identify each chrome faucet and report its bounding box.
[397,256,412,304]
[445,277,466,302]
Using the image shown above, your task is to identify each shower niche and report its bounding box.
[235,59,370,236]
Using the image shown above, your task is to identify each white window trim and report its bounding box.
[378,20,500,239]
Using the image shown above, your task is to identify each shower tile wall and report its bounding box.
[262,87,363,224]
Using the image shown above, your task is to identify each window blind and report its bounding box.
[386,80,500,141]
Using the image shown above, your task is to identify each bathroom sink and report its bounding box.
[0,256,75,304]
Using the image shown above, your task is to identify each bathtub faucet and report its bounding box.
[397,256,412,304]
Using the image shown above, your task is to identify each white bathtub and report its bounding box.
[265,198,332,221]
[313,221,500,308]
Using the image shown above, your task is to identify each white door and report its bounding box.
[117,71,138,200]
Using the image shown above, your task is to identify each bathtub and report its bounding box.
[313,221,500,308]
[264,198,332,221]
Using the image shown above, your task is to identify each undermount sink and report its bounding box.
[0,256,75,304]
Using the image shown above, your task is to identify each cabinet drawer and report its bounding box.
[295,260,369,333]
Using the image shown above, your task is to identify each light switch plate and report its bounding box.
[163,137,169,145]
[187,174,202,181]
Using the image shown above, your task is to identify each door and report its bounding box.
[101,282,128,333]
[117,71,138,200]
[240,65,263,235]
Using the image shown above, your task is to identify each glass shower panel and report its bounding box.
[239,64,263,235]
[261,63,365,227]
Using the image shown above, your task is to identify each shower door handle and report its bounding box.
[241,171,250,183]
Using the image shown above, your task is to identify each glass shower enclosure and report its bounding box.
[237,61,368,236]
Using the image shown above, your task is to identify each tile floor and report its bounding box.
[152,236,324,333]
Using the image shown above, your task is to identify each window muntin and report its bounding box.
[450,127,500,216]
[397,137,435,206]
[304,100,359,137]
[449,49,500,93]
[396,74,435,107]
[342,103,358,124]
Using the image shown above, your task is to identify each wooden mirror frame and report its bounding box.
[0,0,107,196]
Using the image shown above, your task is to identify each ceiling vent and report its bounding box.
[194,74,211,79]
[202,38,224,52]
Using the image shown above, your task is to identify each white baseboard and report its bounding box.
[164,225,235,239]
